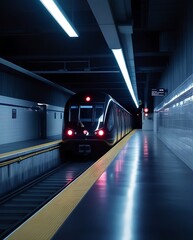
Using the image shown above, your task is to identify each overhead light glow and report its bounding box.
[40,0,78,37]
[112,49,139,108]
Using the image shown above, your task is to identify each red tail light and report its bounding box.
[95,129,105,136]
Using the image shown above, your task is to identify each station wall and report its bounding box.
[0,60,73,145]
[154,75,193,170]
[0,65,72,107]
[0,95,64,145]
[154,0,193,170]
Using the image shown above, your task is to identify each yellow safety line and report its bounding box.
[5,131,136,240]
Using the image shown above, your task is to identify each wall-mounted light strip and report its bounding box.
[112,49,139,108]
[156,80,193,112]
[40,0,78,37]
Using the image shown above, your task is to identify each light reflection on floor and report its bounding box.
[121,136,140,240]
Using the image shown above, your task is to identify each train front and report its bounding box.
[62,92,110,156]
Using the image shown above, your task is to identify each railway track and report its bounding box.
[0,160,93,239]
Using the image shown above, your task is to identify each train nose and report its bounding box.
[79,144,91,154]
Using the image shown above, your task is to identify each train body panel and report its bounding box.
[62,91,133,156]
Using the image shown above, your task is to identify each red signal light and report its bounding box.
[144,108,149,113]
[85,96,91,102]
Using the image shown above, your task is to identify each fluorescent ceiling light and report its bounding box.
[40,0,78,37]
[112,49,139,108]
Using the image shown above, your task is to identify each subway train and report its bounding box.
[62,91,133,156]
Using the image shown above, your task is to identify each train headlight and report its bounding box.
[95,129,105,136]
[67,129,74,136]
[98,130,104,136]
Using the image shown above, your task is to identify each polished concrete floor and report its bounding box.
[52,130,193,240]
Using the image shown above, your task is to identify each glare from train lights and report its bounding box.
[112,48,139,108]
[67,129,74,136]
[85,96,91,102]
[39,0,78,37]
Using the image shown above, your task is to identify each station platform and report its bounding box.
[5,130,193,240]
[0,135,62,162]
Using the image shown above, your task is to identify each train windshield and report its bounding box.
[69,104,104,125]
[80,105,93,122]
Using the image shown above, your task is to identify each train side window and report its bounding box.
[107,107,114,131]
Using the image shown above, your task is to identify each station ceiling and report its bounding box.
[0,0,186,114]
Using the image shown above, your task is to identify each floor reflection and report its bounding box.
[122,138,140,240]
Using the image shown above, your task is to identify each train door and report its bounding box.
[115,105,121,141]
[106,103,116,144]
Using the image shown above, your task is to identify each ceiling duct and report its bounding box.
[87,0,139,106]
[87,0,121,49]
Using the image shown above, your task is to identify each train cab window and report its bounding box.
[80,105,93,122]
[69,105,79,122]
[95,105,104,122]
[69,104,104,125]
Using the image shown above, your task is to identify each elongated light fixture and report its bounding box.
[112,48,139,108]
[40,0,78,37]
